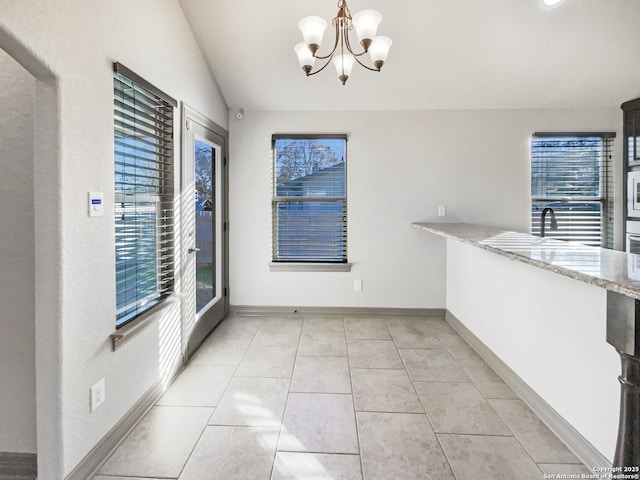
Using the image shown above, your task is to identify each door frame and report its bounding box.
[181,105,229,359]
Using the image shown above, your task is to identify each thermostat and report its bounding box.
[89,192,104,217]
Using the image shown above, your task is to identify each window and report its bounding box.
[114,63,177,328]
[272,135,347,264]
[531,133,615,248]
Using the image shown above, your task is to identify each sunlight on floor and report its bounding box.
[230,391,337,479]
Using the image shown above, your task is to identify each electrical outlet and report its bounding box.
[90,378,106,412]
[354,279,363,292]
[438,206,446,217]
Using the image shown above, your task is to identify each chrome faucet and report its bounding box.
[540,207,558,238]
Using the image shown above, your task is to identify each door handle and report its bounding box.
[188,247,201,254]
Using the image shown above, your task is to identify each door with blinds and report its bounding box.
[182,106,228,358]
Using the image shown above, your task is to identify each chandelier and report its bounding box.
[294,0,392,85]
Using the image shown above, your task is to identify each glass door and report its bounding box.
[182,107,228,358]
[193,138,218,312]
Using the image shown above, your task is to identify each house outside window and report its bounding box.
[531,133,615,248]
[114,63,177,328]
[271,135,348,266]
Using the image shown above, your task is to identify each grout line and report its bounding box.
[349,367,407,371]
[403,346,439,435]
[349,365,408,370]
[269,315,304,480]
[412,379,487,385]
[173,315,264,479]
[275,449,360,455]
[274,451,360,457]
[296,353,348,358]
[287,391,354,397]
[346,337,393,341]
[106,314,589,479]
[206,423,281,429]
[345,315,366,480]
[378,317,455,477]
[434,433,460,480]
[172,415,210,479]
[96,316,263,480]
[354,409,427,416]
[433,431,516,438]
[485,399,564,472]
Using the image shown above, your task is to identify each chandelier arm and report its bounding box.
[351,53,381,72]
[344,32,367,57]
[314,21,341,60]
[297,0,387,80]
[345,23,381,72]
[305,55,337,76]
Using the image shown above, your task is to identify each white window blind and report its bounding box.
[531,133,615,248]
[114,63,177,328]
[272,135,347,262]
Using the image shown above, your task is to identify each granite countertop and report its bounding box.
[412,222,640,300]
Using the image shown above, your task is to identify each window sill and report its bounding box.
[269,262,352,272]
[110,296,178,351]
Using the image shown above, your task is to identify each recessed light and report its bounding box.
[543,0,564,6]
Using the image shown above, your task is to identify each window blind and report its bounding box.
[272,136,347,262]
[531,133,615,248]
[114,63,176,328]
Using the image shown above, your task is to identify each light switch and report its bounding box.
[89,192,104,217]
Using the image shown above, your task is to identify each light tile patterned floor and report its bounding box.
[93,314,591,480]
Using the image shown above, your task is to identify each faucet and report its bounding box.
[540,207,558,238]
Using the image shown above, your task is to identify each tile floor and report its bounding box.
[93,315,592,480]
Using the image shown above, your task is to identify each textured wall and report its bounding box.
[0,48,36,454]
[446,238,619,460]
[228,108,622,308]
[0,0,228,476]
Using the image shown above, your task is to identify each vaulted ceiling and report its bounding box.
[179,0,640,112]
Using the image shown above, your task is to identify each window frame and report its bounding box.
[113,63,178,328]
[530,132,615,248]
[270,134,351,272]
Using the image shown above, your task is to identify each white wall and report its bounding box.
[0,1,228,476]
[0,1,625,474]
[0,48,36,454]
[446,238,620,461]
[228,108,622,308]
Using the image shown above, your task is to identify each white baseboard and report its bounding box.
[445,310,612,470]
[64,363,183,480]
[62,307,605,479]
[230,305,445,318]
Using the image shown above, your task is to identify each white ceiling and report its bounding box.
[179,0,640,112]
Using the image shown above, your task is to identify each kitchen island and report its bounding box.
[413,222,640,469]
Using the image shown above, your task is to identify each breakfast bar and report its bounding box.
[413,222,640,469]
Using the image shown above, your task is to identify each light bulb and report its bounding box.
[353,10,382,46]
[298,16,327,49]
[294,43,315,74]
[332,54,355,85]
[369,36,392,70]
